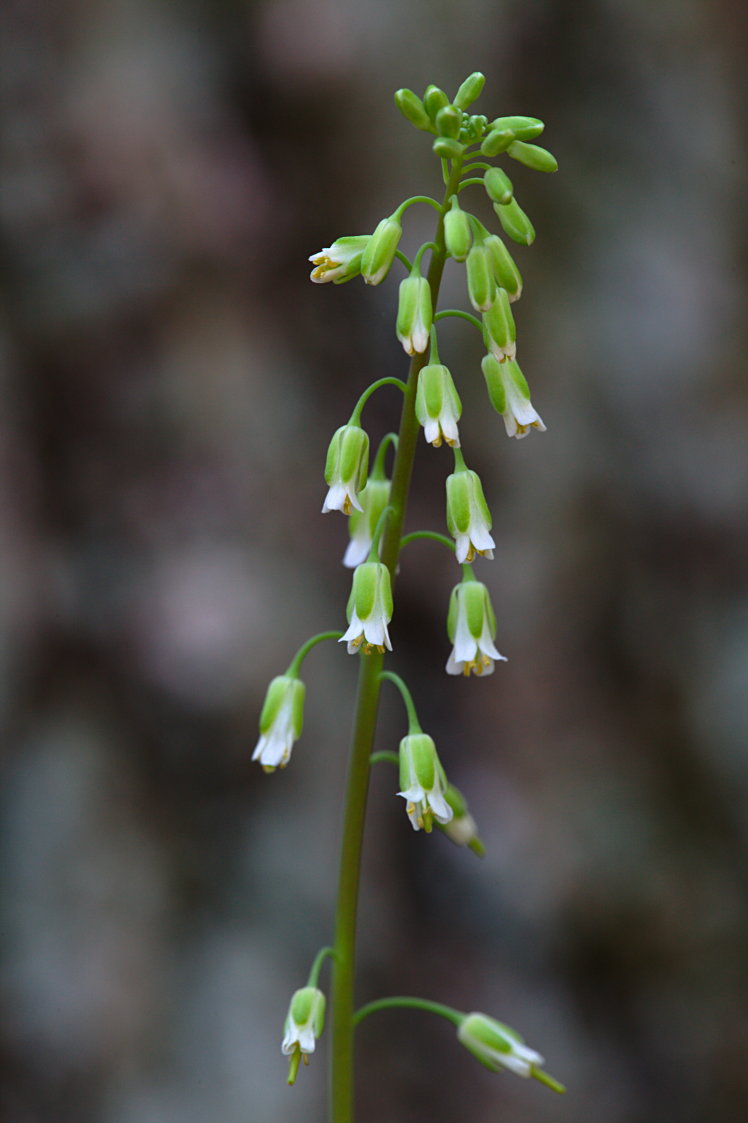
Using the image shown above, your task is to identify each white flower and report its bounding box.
[446,468,495,564]
[398,733,453,832]
[252,675,306,772]
[340,561,393,654]
[415,363,462,448]
[342,478,391,568]
[446,580,506,676]
[457,1012,545,1078]
[482,354,545,439]
[322,424,369,515]
[308,235,369,283]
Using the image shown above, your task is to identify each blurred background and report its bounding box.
[1,1,747,1121]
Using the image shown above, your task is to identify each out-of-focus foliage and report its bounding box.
[1,2,747,1122]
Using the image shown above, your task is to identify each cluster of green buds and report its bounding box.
[259,72,564,1104]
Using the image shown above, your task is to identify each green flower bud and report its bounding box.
[435,104,462,139]
[253,675,306,772]
[480,128,514,156]
[398,733,452,833]
[394,88,433,131]
[493,198,536,246]
[423,84,450,121]
[415,363,462,447]
[341,561,393,654]
[323,424,369,515]
[446,578,505,677]
[343,478,391,568]
[446,467,495,563]
[483,235,522,302]
[507,140,558,173]
[282,986,326,1084]
[482,289,516,361]
[432,136,463,160]
[483,167,513,205]
[489,115,545,140]
[464,114,488,142]
[441,783,486,855]
[396,274,432,356]
[481,355,545,439]
[444,198,472,261]
[466,243,496,312]
[360,214,402,285]
[453,71,485,111]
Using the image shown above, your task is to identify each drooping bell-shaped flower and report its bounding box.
[446,578,506,676]
[398,733,453,832]
[396,272,432,355]
[343,478,391,568]
[340,561,393,654]
[446,464,495,564]
[282,987,326,1084]
[360,214,402,285]
[252,675,306,772]
[482,288,516,362]
[322,424,370,515]
[457,1013,546,1079]
[415,362,462,448]
[482,354,545,439]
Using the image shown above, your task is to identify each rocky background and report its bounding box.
[1,1,747,1121]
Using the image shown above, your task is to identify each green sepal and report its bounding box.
[259,676,305,740]
[482,289,516,358]
[396,274,432,355]
[444,198,472,261]
[493,198,536,245]
[480,128,514,156]
[504,358,531,400]
[436,105,462,139]
[490,115,545,140]
[423,84,450,121]
[360,215,403,284]
[466,243,496,312]
[481,353,506,414]
[394,88,433,132]
[433,136,463,160]
[446,470,472,536]
[507,140,558,173]
[484,167,514,205]
[349,562,393,623]
[453,71,485,110]
[483,235,522,301]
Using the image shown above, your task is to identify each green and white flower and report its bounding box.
[398,733,453,832]
[343,478,391,568]
[322,424,370,515]
[415,363,462,447]
[340,561,393,654]
[308,235,370,284]
[360,214,402,285]
[252,675,306,772]
[482,354,545,439]
[396,273,433,355]
[446,579,506,676]
[282,986,326,1083]
[457,1012,544,1078]
[446,467,495,564]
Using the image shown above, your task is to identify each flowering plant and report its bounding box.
[254,73,564,1119]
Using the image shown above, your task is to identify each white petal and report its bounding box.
[343,534,370,568]
[445,649,465,675]
[423,418,440,444]
[427,790,453,824]
[454,534,470,564]
[470,522,496,555]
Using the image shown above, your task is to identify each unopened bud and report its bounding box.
[493,198,535,246]
[436,105,462,139]
[482,289,516,361]
[360,214,402,285]
[453,71,485,111]
[507,140,558,173]
[423,84,450,121]
[433,136,463,160]
[466,243,496,312]
[483,167,513,205]
[444,198,472,261]
[490,115,545,140]
[480,128,514,156]
[394,88,433,132]
[483,235,523,302]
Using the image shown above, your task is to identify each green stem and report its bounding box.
[286,631,345,677]
[353,996,463,1028]
[457,177,485,191]
[396,194,443,216]
[433,308,484,335]
[379,670,421,734]
[371,433,398,479]
[400,530,455,553]
[369,750,400,767]
[350,378,407,425]
[329,155,465,1123]
[308,946,336,987]
[394,249,413,273]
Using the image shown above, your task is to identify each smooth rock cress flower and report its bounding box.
[308,235,370,284]
[252,675,306,772]
[340,560,393,654]
[398,732,453,832]
[482,354,546,438]
[446,578,506,676]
